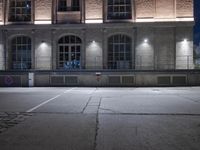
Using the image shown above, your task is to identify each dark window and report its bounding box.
[72,0,80,11]
[9,0,32,22]
[107,0,132,20]
[58,35,81,69]
[11,36,32,70]
[58,0,67,11]
[108,34,131,69]
[58,0,80,12]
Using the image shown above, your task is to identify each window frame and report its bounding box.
[57,35,82,69]
[57,0,80,12]
[7,0,33,24]
[107,34,132,69]
[10,36,32,70]
[106,0,132,21]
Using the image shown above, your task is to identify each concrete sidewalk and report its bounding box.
[0,87,199,150]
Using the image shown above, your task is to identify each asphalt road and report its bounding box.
[0,87,200,150]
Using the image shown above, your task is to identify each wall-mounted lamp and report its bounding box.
[183,38,188,42]
[144,39,148,43]
[41,40,45,43]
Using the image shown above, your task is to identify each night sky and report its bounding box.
[194,0,200,45]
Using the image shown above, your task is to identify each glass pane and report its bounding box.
[58,35,82,69]
[11,36,31,70]
[9,0,32,22]
[108,34,131,69]
[107,0,131,20]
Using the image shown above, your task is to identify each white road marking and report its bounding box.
[88,88,97,94]
[26,88,74,112]
[64,87,76,93]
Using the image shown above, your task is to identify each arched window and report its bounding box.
[58,35,81,69]
[107,0,132,20]
[8,0,32,22]
[11,36,32,70]
[108,34,131,69]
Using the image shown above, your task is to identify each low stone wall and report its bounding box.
[0,72,28,87]
[0,70,199,87]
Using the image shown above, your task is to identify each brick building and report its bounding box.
[0,0,199,86]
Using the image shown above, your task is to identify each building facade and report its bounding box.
[0,0,199,87]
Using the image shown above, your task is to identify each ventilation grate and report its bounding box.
[122,76,134,85]
[172,76,186,85]
[157,76,171,85]
[51,76,64,85]
[108,76,121,84]
[65,76,78,85]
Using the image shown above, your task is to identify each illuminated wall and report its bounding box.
[135,0,193,22]
[135,0,155,19]
[35,0,52,24]
[176,27,194,69]
[135,28,154,70]
[0,0,3,24]
[85,0,103,23]
[176,0,193,18]
[155,0,175,19]
[85,28,103,69]
[0,30,4,70]
[0,0,194,24]
[35,29,52,70]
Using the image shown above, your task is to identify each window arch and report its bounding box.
[8,0,32,22]
[58,35,81,69]
[107,0,132,20]
[108,34,132,69]
[11,36,32,70]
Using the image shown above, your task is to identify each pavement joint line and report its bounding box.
[98,113,200,116]
[1,111,200,116]
[99,107,121,113]
[26,88,75,113]
[175,94,200,103]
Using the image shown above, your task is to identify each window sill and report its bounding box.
[57,11,80,14]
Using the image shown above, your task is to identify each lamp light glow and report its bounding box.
[144,39,148,43]
[183,39,188,43]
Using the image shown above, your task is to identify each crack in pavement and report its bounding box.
[81,96,92,113]
[93,97,102,150]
